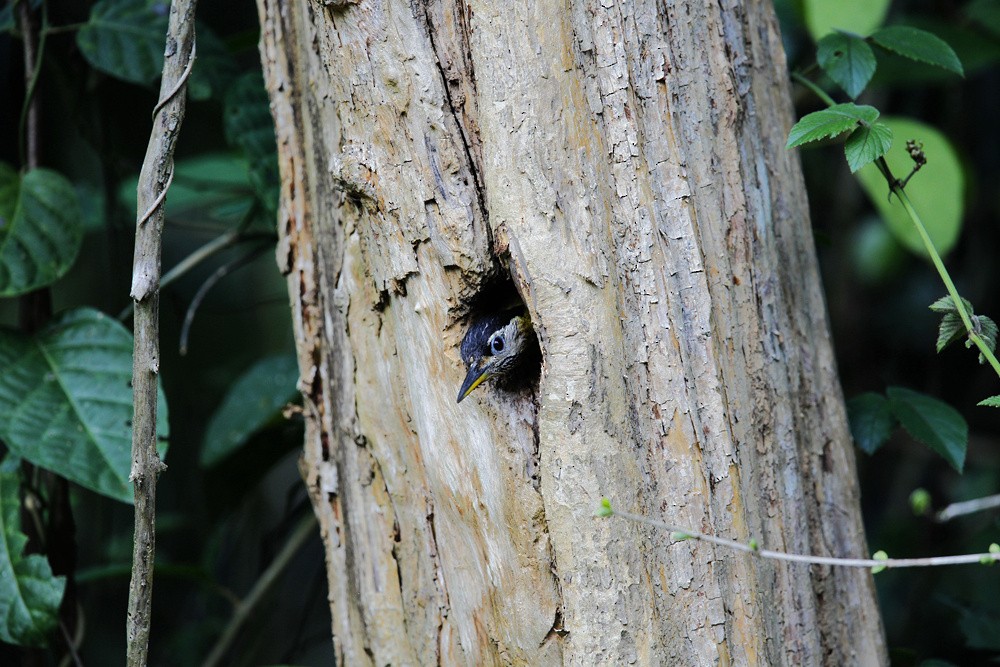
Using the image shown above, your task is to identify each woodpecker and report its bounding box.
[456,309,533,403]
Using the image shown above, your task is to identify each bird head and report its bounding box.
[456,310,532,403]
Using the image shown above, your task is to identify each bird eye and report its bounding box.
[490,335,505,354]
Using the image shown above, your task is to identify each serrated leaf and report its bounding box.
[856,117,964,257]
[76,0,169,85]
[886,386,967,472]
[0,309,169,503]
[817,32,877,99]
[201,355,299,467]
[979,396,1000,408]
[224,72,279,215]
[936,312,965,353]
[0,468,65,647]
[870,26,964,76]
[787,103,880,149]
[929,294,974,314]
[0,167,83,297]
[803,0,890,41]
[845,121,893,172]
[847,392,897,454]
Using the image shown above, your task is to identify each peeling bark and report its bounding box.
[257,0,887,664]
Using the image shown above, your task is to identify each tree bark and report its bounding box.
[256,0,888,664]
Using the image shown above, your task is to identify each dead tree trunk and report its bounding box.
[257,0,887,664]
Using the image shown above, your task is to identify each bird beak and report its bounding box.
[457,363,490,403]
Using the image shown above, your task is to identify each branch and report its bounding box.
[201,514,318,667]
[600,500,1000,570]
[935,493,1000,523]
[126,1,197,664]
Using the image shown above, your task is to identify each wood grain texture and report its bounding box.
[257,0,887,664]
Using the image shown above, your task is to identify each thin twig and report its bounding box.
[126,1,197,664]
[118,229,275,321]
[179,242,271,355]
[201,514,318,667]
[607,506,1000,569]
[935,494,1000,523]
[17,0,46,169]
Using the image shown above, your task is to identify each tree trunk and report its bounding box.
[256,0,888,664]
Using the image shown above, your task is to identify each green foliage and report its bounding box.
[0,166,83,297]
[870,26,964,76]
[119,153,260,226]
[802,0,890,41]
[846,392,896,454]
[978,396,1000,408]
[0,465,66,647]
[201,354,299,467]
[596,497,613,517]
[909,488,931,516]
[871,550,889,573]
[817,32,876,99]
[886,386,967,473]
[786,103,879,147]
[844,120,892,173]
[847,387,968,472]
[929,295,997,364]
[0,309,169,503]
[77,0,170,85]
[855,118,964,256]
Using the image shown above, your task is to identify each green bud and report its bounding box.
[909,488,932,516]
[871,550,889,574]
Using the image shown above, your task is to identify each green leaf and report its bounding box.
[786,103,880,149]
[909,488,931,515]
[856,117,964,257]
[119,153,259,228]
[803,0,890,41]
[224,72,279,215]
[0,467,66,646]
[847,392,897,454]
[0,309,170,503]
[929,294,973,314]
[935,312,965,353]
[76,0,169,85]
[870,26,964,76]
[980,396,1000,408]
[596,497,613,518]
[886,386,967,472]
[817,32,877,99]
[845,121,892,172]
[201,355,299,467]
[0,167,83,297]
[871,549,889,573]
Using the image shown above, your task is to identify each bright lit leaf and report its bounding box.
[787,104,880,149]
[845,121,893,172]
[856,117,964,257]
[803,0,890,41]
